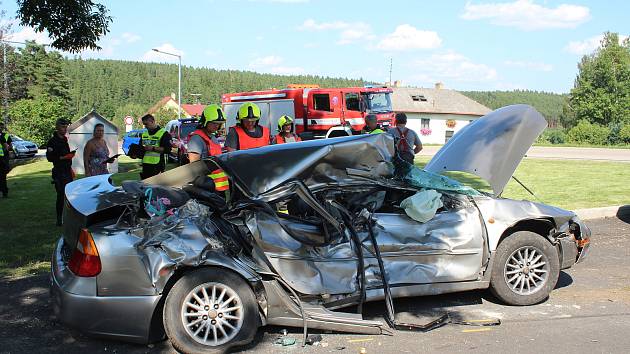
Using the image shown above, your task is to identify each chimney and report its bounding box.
[434,82,444,90]
[170,92,176,100]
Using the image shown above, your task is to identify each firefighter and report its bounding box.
[46,118,75,226]
[272,115,302,144]
[188,104,225,162]
[362,114,385,134]
[188,105,230,195]
[0,122,12,198]
[138,114,172,179]
[225,102,270,151]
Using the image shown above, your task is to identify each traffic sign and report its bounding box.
[124,116,133,125]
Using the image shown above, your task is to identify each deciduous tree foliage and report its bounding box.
[461,90,567,127]
[567,32,630,128]
[8,95,67,145]
[17,0,112,52]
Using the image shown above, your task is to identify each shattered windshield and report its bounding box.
[397,162,480,196]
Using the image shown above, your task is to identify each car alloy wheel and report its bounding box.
[181,282,244,346]
[503,246,549,295]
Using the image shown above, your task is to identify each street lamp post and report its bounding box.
[152,48,182,120]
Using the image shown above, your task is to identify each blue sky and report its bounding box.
[3,0,629,93]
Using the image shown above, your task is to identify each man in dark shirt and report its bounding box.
[0,122,12,198]
[46,118,75,226]
[137,114,172,179]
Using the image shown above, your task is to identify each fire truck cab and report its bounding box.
[222,85,394,139]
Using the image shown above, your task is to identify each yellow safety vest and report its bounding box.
[0,133,8,157]
[141,128,166,165]
[370,128,385,134]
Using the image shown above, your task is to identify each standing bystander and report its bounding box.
[46,118,75,226]
[83,123,111,176]
[388,112,423,164]
[0,122,12,198]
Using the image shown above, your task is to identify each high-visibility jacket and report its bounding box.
[234,125,270,150]
[190,129,222,156]
[209,169,229,192]
[369,128,385,134]
[274,133,302,144]
[0,132,9,157]
[141,128,166,165]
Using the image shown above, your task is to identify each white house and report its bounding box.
[68,110,119,174]
[391,83,491,144]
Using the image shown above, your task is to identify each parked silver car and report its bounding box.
[51,105,590,353]
[10,135,38,158]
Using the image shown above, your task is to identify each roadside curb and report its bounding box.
[575,205,629,220]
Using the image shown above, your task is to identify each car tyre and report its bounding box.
[163,268,259,354]
[490,231,559,306]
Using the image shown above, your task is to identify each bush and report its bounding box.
[8,96,68,146]
[566,120,610,145]
[537,129,566,144]
[619,125,630,144]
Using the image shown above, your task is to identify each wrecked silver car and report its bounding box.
[51,105,590,353]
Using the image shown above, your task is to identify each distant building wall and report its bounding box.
[404,113,478,144]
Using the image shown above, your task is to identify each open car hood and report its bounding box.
[425,105,547,196]
[215,134,395,197]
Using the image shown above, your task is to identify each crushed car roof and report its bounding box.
[215,134,396,196]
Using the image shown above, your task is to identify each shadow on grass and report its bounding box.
[1,159,143,277]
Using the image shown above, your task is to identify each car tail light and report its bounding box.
[67,228,101,277]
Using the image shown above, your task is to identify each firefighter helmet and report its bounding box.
[237,102,261,120]
[277,115,294,131]
[199,104,225,127]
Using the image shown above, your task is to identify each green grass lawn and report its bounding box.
[0,155,628,278]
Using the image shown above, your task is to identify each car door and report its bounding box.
[370,203,486,286]
[342,90,366,131]
[306,89,342,132]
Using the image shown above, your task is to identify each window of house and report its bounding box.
[411,94,428,102]
[445,130,454,143]
[313,94,332,111]
[421,118,430,129]
[345,93,360,111]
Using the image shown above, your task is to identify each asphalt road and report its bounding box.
[0,216,628,354]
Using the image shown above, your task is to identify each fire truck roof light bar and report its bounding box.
[230,93,287,101]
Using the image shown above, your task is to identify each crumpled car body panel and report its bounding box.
[54,105,590,344]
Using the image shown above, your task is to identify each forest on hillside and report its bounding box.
[62,59,365,121]
[460,90,568,127]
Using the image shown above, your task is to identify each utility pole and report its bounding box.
[389,58,393,86]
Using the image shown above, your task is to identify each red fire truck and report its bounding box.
[221,85,395,139]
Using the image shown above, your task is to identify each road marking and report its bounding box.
[462,328,493,333]
[348,338,374,343]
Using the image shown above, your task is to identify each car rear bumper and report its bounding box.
[50,238,161,344]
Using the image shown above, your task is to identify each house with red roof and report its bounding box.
[147,93,207,118]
